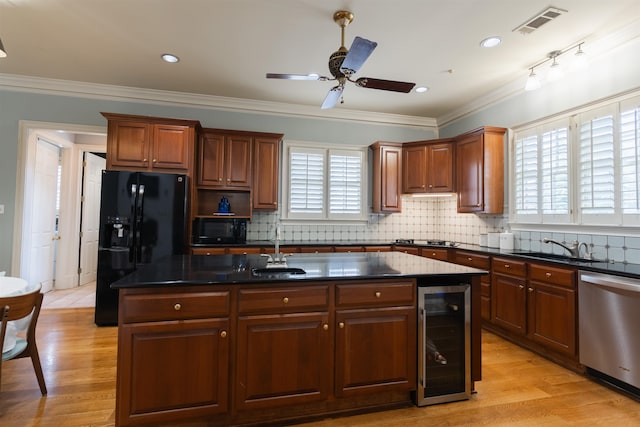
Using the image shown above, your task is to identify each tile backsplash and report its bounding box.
[247,196,639,264]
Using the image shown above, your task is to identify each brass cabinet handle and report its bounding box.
[518,284,524,290]
[504,264,510,268]
[152,158,157,163]
[174,303,181,311]
[282,297,289,304]
[142,158,148,162]
[323,324,329,331]
[375,291,381,298]
[220,331,227,338]
[467,257,473,261]
[545,272,552,278]
[528,288,534,293]
[339,322,345,329]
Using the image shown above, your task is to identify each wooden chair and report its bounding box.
[0,285,47,395]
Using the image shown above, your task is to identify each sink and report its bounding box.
[252,267,306,275]
[512,251,594,263]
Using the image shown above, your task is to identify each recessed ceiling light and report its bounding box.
[415,86,429,93]
[161,53,179,63]
[480,36,502,48]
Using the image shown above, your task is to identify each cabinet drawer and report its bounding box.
[238,285,329,314]
[529,263,576,288]
[491,257,526,277]
[121,290,230,323]
[421,248,449,261]
[454,251,490,269]
[336,281,415,308]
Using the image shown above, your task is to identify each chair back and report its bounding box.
[1,287,43,323]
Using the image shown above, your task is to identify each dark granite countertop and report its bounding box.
[111,252,487,289]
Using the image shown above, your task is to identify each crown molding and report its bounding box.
[0,73,437,130]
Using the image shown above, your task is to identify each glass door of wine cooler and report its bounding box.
[417,284,471,406]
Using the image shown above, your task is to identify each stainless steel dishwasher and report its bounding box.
[579,271,640,396]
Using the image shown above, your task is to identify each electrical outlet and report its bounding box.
[0,204,4,214]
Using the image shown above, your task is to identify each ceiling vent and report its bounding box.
[513,6,568,35]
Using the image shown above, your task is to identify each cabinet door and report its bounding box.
[491,273,526,334]
[335,307,416,397]
[253,137,280,209]
[236,312,331,410]
[428,142,455,192]
[456,134,484,212]
[108,120,151,169]
[402,144,427,193]
[199,132,225,186]
[152,124,191,170]
[372,143,402,212]
[116,319,230,426]
[225,135,252,188]
[527,281,576,356]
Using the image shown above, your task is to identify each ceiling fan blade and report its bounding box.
[321,85,344,109]
[340,36,377,76]
[266,73,328,81]
[355,77,416,93]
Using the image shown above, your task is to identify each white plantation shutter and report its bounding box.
[284,142,367,221]
[289,149,324,214]
[541,126,569,217]
[329,151,362,216]
[514,132,540,218]
[620,101,640,216]
[579,107,616,223]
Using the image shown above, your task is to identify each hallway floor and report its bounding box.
[42,281,95,309]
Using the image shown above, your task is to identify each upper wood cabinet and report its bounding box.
[103,112,198,173]
[253,136,282,210]
[402,139,455,194]
[370,141,402,213]
[198,130,252,189]
[455,126,506,213]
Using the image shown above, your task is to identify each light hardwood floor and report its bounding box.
[1,287,638,427]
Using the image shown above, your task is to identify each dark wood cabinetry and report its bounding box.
[103,113,199,173]
[198,130,252,189]
[253,137,281,210]
[370,142,403,213]
[402,139,455,194]
[453,251,491,321]
[116,287,231,426]
[455,126,506,213]
[491,257,527,333]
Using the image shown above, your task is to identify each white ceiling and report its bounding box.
[1,0,639,121]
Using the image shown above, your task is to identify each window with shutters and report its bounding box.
[283,141,367,221]
[511,93,640,228]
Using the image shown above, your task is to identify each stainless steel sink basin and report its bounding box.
[252,267,306,275]
[512,251,594,263]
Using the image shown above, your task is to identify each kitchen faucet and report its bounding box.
[543,238,591,259]
[262,222,288,265]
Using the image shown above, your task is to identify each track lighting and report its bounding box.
[523,42,586,91]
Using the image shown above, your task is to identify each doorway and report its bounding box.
[12,121,107,291]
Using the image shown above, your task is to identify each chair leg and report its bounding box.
[29,345,47,395]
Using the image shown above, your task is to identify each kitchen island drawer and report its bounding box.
[336,280,415,308]
[238,285,329,314]
[529,263,576,288]
[120,288,231,323]
[491,257,526,276]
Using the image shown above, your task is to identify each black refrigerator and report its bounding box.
[95,171,188,325]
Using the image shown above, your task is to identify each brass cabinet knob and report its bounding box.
[518,284,524,290]
[174,303,181,311]
[220,331,227,338]
[142,158,148,162]
[323,324,329,331]
[504,264,510,268]
[339,322,345,329]
[218,178,222,182]
[528,287,534,293]
[282,297,289,304]
[432,252,437,256]
[152,158,157,163]
[375,291,381,298]
[467,257,473,261]
[545,272,552,278]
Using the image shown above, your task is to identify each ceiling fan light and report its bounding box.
[525,69,541,91]
[480,36,502,48]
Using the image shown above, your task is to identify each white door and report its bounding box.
[29,139,60,293]
[79,153,105,285]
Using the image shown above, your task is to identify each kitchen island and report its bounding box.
[112,252,486,427]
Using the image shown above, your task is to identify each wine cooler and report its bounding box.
[416,284,471,406]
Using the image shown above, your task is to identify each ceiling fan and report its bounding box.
[266,10,416,109]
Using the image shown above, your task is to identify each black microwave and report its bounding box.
[192,218,247,245]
